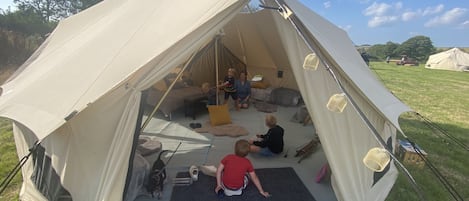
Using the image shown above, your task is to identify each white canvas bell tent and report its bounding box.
[425,48,469,71]
[0,0,412,201]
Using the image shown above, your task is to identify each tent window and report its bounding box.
[30,145,72,201]
[372,137,393,186]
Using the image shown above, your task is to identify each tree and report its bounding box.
[383,41,399,58]
[0,9,51,66]
[393,36,435,62]
[13,0,102,22]
[0,8,54,35]
[366,44,386,61]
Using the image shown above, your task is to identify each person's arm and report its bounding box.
[249,171,270,197]
[246,82,251,101]
[215,163,224,193]
[252,139,266,147]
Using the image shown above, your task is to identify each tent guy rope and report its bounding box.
[0,141,40,196]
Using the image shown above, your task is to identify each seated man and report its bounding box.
[249,114,284,156]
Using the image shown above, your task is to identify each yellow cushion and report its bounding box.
[207,104,231,126]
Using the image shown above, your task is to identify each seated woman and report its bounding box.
[249,114,284,156]
[235,71,251,109]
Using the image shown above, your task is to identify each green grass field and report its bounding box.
[0,62,467,201]
[0,118,20,201]
[370,62,469,201]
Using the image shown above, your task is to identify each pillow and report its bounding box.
[207,104,231,126]
[251,74,264,82]
[251,81,270,89]
[271,87,302,106]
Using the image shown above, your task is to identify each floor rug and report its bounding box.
[170,167,316,201]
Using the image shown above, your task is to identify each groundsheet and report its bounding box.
[170,167,316,201]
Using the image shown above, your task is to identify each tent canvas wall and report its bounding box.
[425,48,469,71]
[0,0,411,201]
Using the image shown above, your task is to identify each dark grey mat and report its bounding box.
[170,167,316,201]
[253,102,277,113]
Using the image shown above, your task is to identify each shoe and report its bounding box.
[190,123,202,129]
[189,165,199,181]
[217,189,224,198]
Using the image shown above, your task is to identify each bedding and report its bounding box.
[251,87,273,102]
[146,86,205,118]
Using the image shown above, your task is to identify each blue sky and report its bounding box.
[1,0,468,47]
[0,0,13,11]
[299,0,469,47]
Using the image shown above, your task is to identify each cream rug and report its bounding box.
[194,122,249,137]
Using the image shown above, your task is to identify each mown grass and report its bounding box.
[369,62,469,201]
[0,118,20,201]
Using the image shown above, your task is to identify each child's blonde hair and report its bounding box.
[265,114,277,128]
[227,68,236,76]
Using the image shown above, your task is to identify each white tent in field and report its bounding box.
[425,48,469,71]
[0,0,411,201]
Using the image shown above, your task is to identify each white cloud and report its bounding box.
[458,20,469,29]
[323,1,331,9]
[402,11,418,21]
[364,2,401,27]
[368,16,399,27]
[422,4,444,16]
[363,2,392,16]
[425,8,468,27]
[339,24,352,32]
[394,2,403,10]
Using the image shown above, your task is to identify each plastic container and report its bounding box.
[326,93,347,113]
[363,147,390,172]
[303,53,320,70]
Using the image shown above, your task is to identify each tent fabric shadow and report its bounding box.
[170,167,316,201]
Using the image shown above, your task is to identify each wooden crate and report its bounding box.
[398,139,427,168]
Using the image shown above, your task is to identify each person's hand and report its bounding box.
[260,191,270,197]
[215,185,222,193]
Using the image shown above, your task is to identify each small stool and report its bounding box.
[184,95,207,120]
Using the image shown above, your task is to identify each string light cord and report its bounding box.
[266,1,428,199]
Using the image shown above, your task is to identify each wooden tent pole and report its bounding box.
[141,51,198,131]
[215,36,220,105]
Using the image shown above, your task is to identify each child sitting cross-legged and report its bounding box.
[215,139,270,198]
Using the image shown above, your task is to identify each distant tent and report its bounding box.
[425,48,469,72]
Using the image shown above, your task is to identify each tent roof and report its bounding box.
[0,0,248,139]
